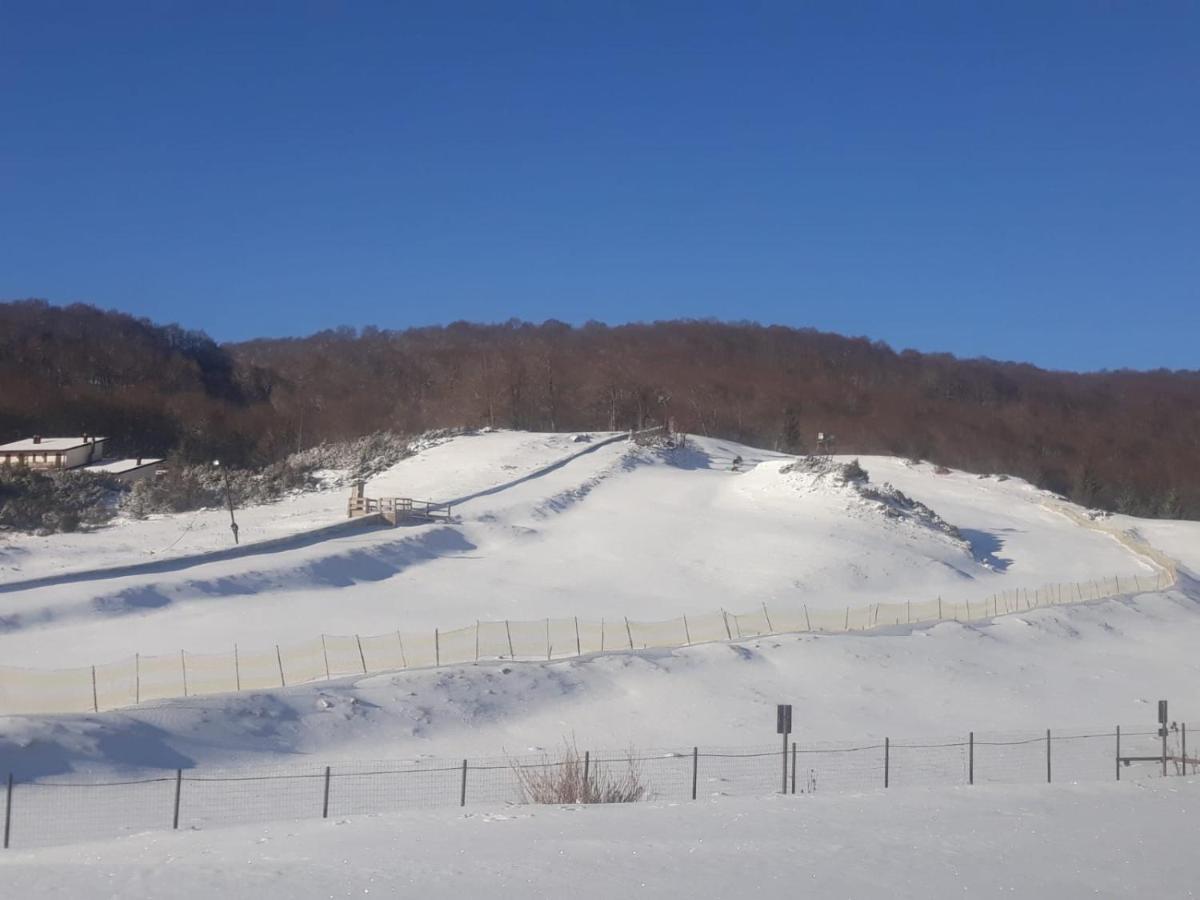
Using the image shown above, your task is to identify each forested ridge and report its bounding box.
[2,299,1198,518]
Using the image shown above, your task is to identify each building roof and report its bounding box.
[83,458,164,475]
[0,436,107,453]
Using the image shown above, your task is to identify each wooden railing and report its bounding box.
[348,495,453,523]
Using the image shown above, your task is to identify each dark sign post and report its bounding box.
[777,704,793,793]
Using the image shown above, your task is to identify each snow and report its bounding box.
[1,428,1197,887]
[0,432,1161,668]
[4,780,1198,899]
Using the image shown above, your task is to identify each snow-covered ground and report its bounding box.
[1,429,1197,885]
[0,431,1166,668]
[6,781,1198,899]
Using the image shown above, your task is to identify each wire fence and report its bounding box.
[3,722,1196,851]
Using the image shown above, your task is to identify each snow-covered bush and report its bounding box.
[123,429,461,518]
[0,467,124,534]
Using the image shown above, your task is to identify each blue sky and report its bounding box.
[1,2,1197,370]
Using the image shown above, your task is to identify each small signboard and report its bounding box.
[1159,699,1169,737]
[777,704,793,735]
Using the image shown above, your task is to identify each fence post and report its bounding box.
[172,769,182,830]
[276,645,286,687]
[1046,729,1051,783]
[722,611,733,640]
[884,737,890,788]
[938,597,942,619]
[181,650,188,697]
[460,759,468,807]
[762,603,774,633]
[907,600,911,624]
[4,773,12,849]
[969,732,974,785]
[435,629,440,667]
[624,617,634,650]
[1116,726,1121,781]
[546,618,552,660]
[781,732,788,794]
[505,621,515,658]
[683,614,692,646]
[356,635,367,674]
[322,766,331,819]
[791,741,797,794]
[475,622,480,663]
[91,665,99,713]
[803,604,812,632]
[135,653,141,704]
[692,747,698,800]
[575,616,582,656]
[1183,723,1188,776]
[322,635,331,680]
[234,644,241,692]
[396,631,407,668]
[583,750,590,793]
[843,607,849,631]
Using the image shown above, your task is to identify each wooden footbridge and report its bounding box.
[347,485,453,525]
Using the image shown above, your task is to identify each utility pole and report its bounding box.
[213,460,239,545]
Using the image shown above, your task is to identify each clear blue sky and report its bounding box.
[1,2,1197,371]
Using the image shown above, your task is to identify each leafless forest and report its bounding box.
[2,299,1197,518]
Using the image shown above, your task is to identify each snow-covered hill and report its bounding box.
[0,431,1170,669]
[2,428,1199,888]
[0,429,1195,770]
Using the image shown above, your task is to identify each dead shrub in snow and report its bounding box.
[510,741,646,805]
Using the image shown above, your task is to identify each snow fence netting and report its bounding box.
[0,543,1179,715]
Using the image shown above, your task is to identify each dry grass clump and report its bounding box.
[511,741,646,805]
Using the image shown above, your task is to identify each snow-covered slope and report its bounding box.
[0,429,1195,779]
[0,431,1163,669]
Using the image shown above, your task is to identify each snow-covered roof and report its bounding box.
[0,436,107,452]
[83,458,163,475]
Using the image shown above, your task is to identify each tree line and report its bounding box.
[2,299,1197,519]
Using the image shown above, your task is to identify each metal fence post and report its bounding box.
[584,750,590,794]
[435,629,440,667]
[884,737,890,788]
[322,766,331,819]
[276,644,286,687]
[791,742,797,794]
[1046,729,1051,783]
[356,635,367,675]
[460,759,468,807]
[172,769,182,830]
[969,732,974,785]
[91,665,99,713]
[692,747,698,800]
[3,773,12,849]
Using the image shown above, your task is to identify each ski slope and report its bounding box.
[0,429,1195,780]
[0,431,1165,669]
[1,428,1198,895]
